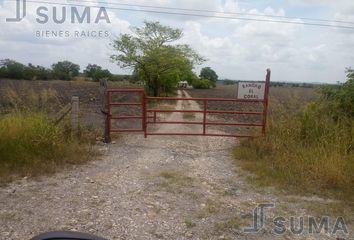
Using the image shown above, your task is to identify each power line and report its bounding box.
[5,0,354,30]
[68,0,354,26]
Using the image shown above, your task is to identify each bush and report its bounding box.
[84,64,113,81]
[0,59,53,80]
[0,59,26,79]
[52,61,80,80]
[192,79,213,89]
[0,113,93,184]
[235,110,354,200]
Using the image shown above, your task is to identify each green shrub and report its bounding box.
[192,79,213,89]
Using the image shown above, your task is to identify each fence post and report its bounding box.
[142,91,147,138]
[100,78,111,143]
[71,96,79,136]
[262,69,271,135]
[203,99,207,135]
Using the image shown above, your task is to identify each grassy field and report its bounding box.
[187,83,354,202]
[0,79,138,184]
[0,79,174,184]
[0,112,97,185]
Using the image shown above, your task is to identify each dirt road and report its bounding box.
[0,91,352,240]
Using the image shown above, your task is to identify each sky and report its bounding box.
[0,0,354,83]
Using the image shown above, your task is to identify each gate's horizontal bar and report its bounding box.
[147,109,263,115]
[206,110,264,115]
[206,134,257,138]
[147,109,204,113]
[146,132,255,138]
[147,96,264,103]
[111,116,143,120]
[147,121,203,125]
[206,122,263,127]
[146,120,263,126]
[107,89,144,92]
[109,103,142,106]
[110,129,144,132]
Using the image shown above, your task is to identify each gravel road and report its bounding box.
[0,91,352,240]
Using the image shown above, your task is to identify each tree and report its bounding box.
[0,59,54,80]
[0,59,26,79]
[321,68,354,119]
[84,64,112,81]
[52,61,80,80]
[23,63,37,80]
[200,67,218,87]
[110,21,204,96]
[34,65,52,80]
[94,69,112,81]
[84,64,101,78]
[346,67,354,81]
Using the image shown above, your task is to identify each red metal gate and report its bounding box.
[106,88,146,134]
[106,70,270,139]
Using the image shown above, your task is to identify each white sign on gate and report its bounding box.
[237,82,265,100]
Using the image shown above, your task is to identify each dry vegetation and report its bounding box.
[188,83,354,203]
[0,79,135,184]
[0,113,96,184]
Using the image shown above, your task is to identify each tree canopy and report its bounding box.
[0,59,53,80]
[199,67,218,87]
[52,61,80,80]
[0,59,26,79]
[84,64,112,81]
[321,68,354,119]
[110,21,204,96]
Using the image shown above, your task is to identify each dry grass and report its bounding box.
[158,170,194,186]
[0,81,100,185]
[156,170,195,193]
[0,85,63,114]
[213,216,244,235]
[0,113,96,185]
[187,84,353,202]
[234,95,354,202]
[305,202,353,223]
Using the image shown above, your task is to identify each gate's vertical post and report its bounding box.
[100,78,111,143]
[142,91,147,138]
[262,69,271,135]
[203,99,207,135]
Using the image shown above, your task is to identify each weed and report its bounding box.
[184,219,196,228]
[0,113,95,184]
[158,171,194,187]
[183,113,195,120]
[213,217,243,235]
[234,87,354,201]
